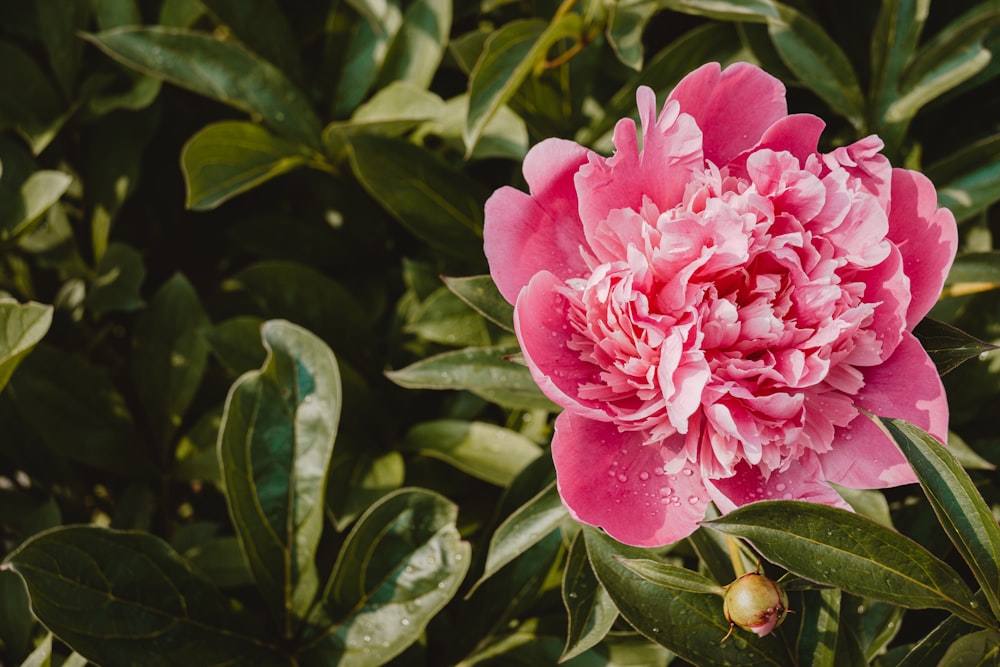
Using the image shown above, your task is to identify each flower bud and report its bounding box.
[722,572,789,639]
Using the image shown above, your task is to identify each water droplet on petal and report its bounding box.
[688,495,700,504]
[639,471,650,481]
[775,483,786,491]
[659,486,672,496]
[682,469,694,476]
[617,473,628,483]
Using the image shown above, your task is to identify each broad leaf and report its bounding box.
[405,286,491,347]
[377,0,451,90]
[932,134,1000,224]
[912,317,998,375]
[614,558,725,596]
[199,0,304,79]
[442,274,515,332]
[939,630,1000,666]
[386,345,559,412]
[182,121,313,210]
[705,501,988,628]
[607,1,657,70]
[84,27,322,149]
[561,531,618,661]
[0,300,52,393]
[0,41,66,153]
[402,419,542,487]
[332,0,403,116]
[218,320,341,636]
[299,488,470,666]
[0,170,72,242]
[3,526,287,664]
[878,417,1000,620]
[869,0,930,146]
[896,613,976,666]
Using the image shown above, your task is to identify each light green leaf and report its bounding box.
[218,320,341,637]
[607,1,657,71]
[299,488,470,667]
[705,501,989,628]
[939,630,1000,666]
[464,15,582,156]
[868,0,930,132]
[472,481,567,593]
[18,632,51,667]
[945,251,1000,291]
[182,121,312,210]
[83,27,322,149]
[0,300,53,393]
[333,0,403,116]
[377,0,451,90]
[3,526,287,664]
[790,587,842,667]
[878,416,1000,621]
[1,170,73,242]
[327,442,405,530]
[934,138,1000,223]
[584,526,792,665]
[415,93,529,161]
[442,274,514,332]
[386,345,559,412]
[561,531,619,661]
[655,0,779,22]
[403,419,542,486]
[131,274,210,454]
[614,558,725,596]
[346,133,484,259]
[405,286,491,347]
[896,613,977,666]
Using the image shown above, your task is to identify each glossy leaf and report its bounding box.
[0,300,53,393]
[938,630,1000,666]
[386,345,559,412]
[705,501,989,628]
[656,0,778,22]
[3,526,287,665]
[333,0,403,117]
[912,317,998,375]
[614,558,725,596]
[868,0,929,136]
[934,136,1000,223]
[218,320,341,636]
[405,286,491,347]
[182,121,313,210]
[896,613,977,666]
[377,0,451,90]
[561,530,618,661]
[607,1,657,70]
[878,416,1000,620]
[584,526,792,665]
[326,443,405,530]
[199,0,304,79]
[464,15,582,156]
[131,274,210,454]
[1,170,72,242]
[442,274,515,332]
[299,488,470,666]
[402,419,542,487]
[83,27,322,149]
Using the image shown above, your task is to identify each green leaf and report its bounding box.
[199,0,304,80]
[896,613,976,666]
[19,631,52,667]
[912,317,998,375]
[83,27,322,149]
[945,251,1000,292]
[766,4,866,130]
[405,286,491,347]
[386,345,559,412]
[442,274,515,332]
[878,416,1000,621]
[3,526,287,664]
[415,93,529,161]
[131,274,210,454]
[464,15,582,156]
[0,569,34,663]
[377,0,451,90]
[218,320,341,637]
[607,1,658,71]
[868,0,930,136]
[326,442,405,530]
[561,531,618,661]
[0,170,73,242]
[182,121,313,210]
[332,0,403,117]
[204,315,267,377]
[614,558,725,596]
[299,488,471,666]
[346,133,485,259]
[85,241,147,314]
[0,300,53,393]
[35,0,89,98]
[655,0,779,23]
[704,501,988,628]
[0,41,67,154]
[938,630,1000,666]
[402,419,542,486]
[473,481,568,592]
[584,526,792,665]
[933,136,1000,223]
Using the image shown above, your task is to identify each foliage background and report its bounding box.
[1,0,999,665]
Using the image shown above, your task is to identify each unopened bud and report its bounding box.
[722,572,788,640]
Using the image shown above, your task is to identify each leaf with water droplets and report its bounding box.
[613,557,725,596]
[561,531,618,661]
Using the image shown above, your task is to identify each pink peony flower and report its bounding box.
[483,62,957,547]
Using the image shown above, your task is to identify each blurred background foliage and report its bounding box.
[0,0,998,665]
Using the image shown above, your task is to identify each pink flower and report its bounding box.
[484,62,957,547]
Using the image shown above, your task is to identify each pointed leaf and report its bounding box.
[300,488,471,666]
[896,613,976,666]
[705,501,989,628]
[199,0,304,79]
[607,1,657,71]
[939,630,1000,666]
[0,300,52,393]
[912,317,998,375]
[442,274,515,332]
[878,416,1000,620]
[218,320,341,637]
[656,0,779,22]
[614,558,725,596]
[332,0,403,116]
[182,121,312,210]
[83,27,322,149]
[377,0,451,90]
[561,530,618,661]
[869,0,930,123]
[405,286,491,347]
[1,170,73,242]
[2,526,287,665]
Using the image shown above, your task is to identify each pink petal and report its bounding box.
[666,62,787,168]
[820,331,947,488]
[551,412,708,547]
[704,454,851,514]
[514,271,608,419]
[886,168,959,329]
[483,138,592,303]
[728,114,826,178]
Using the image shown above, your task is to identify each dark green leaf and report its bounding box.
[182,121,313,210]
[402,419,542,486]
[0,569,34,662]
[869,0,930,141]
[218,320,341,636]
[705,501,988,628]
[896,613,976,666]
[83,27,322,149]
[18,631,51,667]
[199,0,304,80]
[386,345,559,412]
[183,536,255,589]
[788,587,841,667]
[614,558,725,596]
[326,442,405,530]
[0,169,73,243]
[377,0,451,90]
[0,300,53,392]
[656,0,779,22]
[945,252,1000,293]
[934,137,1000,223]
[131,274,209,454]
[442,274,515,332]
[878,416,1000,620]
[300,488,470,666]
[346,133,484,259]
[204,316,267,377]
[333,0,403,116]
[584,526,792,665]
[561,531,618,661]
[85,242,146,314]
[938,630,1000,666]
[912,317,998,375]
[36,0,88,98]
[0,41,66,154]
[3,526,287,664]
